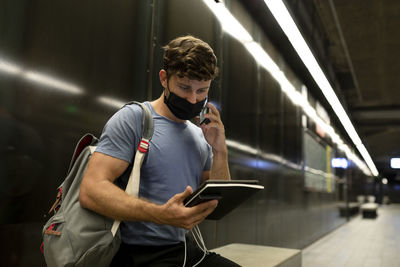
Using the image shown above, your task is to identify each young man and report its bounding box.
[79,35,239,266]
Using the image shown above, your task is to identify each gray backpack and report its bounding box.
[41,102,154,267]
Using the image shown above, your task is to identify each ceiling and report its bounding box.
[307,0,400,180]
[241,0,400,181]
[312,0,400,179]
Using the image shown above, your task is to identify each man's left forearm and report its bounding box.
[210,149,231,180]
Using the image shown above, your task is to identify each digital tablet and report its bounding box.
[184,180,264,220]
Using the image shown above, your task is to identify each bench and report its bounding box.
[338,202,360,217]
[361,203,378,218]
[211,243,302,267]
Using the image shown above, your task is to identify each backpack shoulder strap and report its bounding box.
[130,101,154,141]
[110,101,154,236]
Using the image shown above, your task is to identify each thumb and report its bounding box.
[194,116,200,126]
[175,186,193,203]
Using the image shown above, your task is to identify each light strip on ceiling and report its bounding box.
[263,0,378,176]
[202,0,372,176]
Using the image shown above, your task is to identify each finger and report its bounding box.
[189,199,218,214]
[181,204,213,229]
[203,112,220,123]
[202,121,221,131]
[206,103,221,118]
[194,116,200,125]
[188,200,218,223]
[174,186,193,202]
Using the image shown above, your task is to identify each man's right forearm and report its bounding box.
[80,178,220,230]
[79,179,163,224]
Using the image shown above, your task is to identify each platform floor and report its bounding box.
[302,204,400,267]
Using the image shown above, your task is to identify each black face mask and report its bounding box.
[164,86,207,120]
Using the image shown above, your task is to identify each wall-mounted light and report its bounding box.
[0,57,84,95]
[97,96,126,109]
[390,158,400,169]
[23,71,83,94]
[332,158,348,169]
[0,59,22,75]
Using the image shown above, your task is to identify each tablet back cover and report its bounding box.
[184,180,264,220]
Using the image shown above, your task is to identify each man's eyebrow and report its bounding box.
[177,82,191,88]
[177,82,209,90]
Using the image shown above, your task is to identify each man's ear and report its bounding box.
[159,69,167,88]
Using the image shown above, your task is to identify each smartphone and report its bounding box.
[199,99,211,125]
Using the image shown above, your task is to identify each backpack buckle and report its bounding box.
[138,139,149,153]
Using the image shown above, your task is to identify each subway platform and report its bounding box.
[302,204,400,267]
[210,205,400,267]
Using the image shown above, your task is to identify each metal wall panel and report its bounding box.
[0,1,153,265]
[0,0,367,265]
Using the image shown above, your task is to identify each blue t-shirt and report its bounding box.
[96,101,212,245]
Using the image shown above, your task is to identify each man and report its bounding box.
[80,35,239,266]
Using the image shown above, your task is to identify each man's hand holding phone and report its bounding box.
[198,101,228,155]
[199,105,211,125]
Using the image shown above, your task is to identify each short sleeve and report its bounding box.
[95,105,143,164]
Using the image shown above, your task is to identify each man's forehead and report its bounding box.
[175,76,211,87]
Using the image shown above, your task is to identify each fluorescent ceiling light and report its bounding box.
[244,42,280,73]
[202,0,373,176]
[202,0,252,43]
[263,0,378,176]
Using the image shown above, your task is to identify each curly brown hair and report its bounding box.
[163,35,218,81]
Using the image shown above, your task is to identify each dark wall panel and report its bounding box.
[1,0,152,219]
[150,0,220,101]
[0,0,367,265]
[0,1,152,265]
